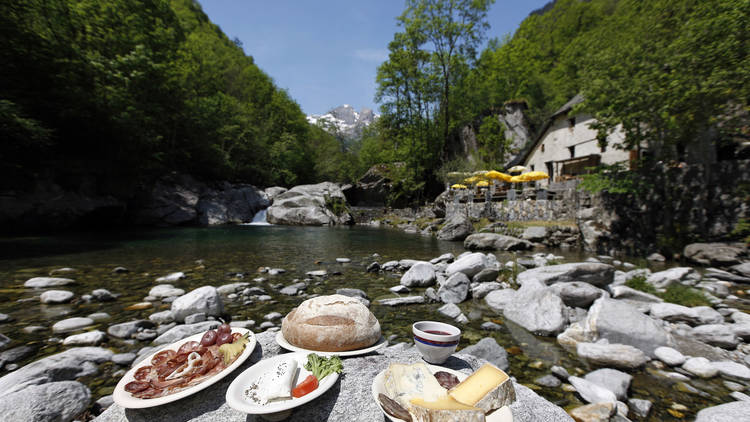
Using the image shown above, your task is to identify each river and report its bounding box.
[0,225,737,420]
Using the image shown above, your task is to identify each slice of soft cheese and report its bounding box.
[383,362,448,409]
[257,357,298,405]
[410,396,486,422]
[449,363,516,412]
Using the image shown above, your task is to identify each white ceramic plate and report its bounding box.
[371,364,513,422]
[112,328,257,409]
[225,351,340,416]
[275,331,387,356]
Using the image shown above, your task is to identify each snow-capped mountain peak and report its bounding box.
[307,104,377,139]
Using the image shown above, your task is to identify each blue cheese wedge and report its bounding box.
[383,362,448,409]
[255,357,298,405]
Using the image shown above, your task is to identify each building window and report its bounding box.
[530,164,535,171]
[568,146,575,158]
[600,143,607,153]
[541,144,545,153]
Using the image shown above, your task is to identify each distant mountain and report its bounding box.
[307,105,377,140]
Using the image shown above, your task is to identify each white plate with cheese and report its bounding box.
[371,363,514,422]
[276,331,387,356]
[225,351,340,416]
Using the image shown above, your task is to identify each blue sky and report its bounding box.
[198,1,551,116]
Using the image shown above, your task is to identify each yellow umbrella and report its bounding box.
[451,184,468,189]
[476,180,489,187]
[510,175,525,183]
[485,170,513,182]
[518,171,549,182]
[507,165,527,173]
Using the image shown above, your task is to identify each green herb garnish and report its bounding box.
[304,353,343,380]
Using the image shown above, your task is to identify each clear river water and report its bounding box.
[0,225,737,420]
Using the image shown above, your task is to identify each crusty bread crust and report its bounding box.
[281,294,381,352]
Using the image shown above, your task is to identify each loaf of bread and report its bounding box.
[281,294,381,352]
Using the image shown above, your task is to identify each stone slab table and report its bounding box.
[96,330,573,422]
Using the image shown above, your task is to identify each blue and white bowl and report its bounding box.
[412,321,461,365]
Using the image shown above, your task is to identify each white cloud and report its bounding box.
[354,48,388,62]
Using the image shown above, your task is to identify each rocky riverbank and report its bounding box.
[0,235,748,421]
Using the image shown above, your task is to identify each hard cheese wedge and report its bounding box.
[383,362,447,409]
[410,396,486,422]
[449,363,516,412]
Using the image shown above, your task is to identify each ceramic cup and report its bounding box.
[412,321,461,365]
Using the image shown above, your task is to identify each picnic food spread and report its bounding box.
[281,294,381,352]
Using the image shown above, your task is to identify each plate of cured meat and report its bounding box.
[113,324,256,408]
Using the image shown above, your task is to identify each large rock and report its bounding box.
[437,272,470,304]
[24,277,74,288]
[683,242,746,267]
[0,347,113,396]
[695,401,750,422]
[62,330,106,346]
[682,357,718,378]
[568,403,615,422]
[711,361,750,381]
[610,286,663,303]
[95,330,574,422]
[549,282,604,308]
[583,298,672,357]
[646,267,700,289]
[730,262,750,278]
[0,380,91,422]
[568,376,617,404]
[459,338,509,370]
[504,279,567,336]
[171,286,224,323]
[691,324,739,349]
[266,182,353,226]
[149,284,185,299]
[446,252,489,278]
[52,317,95,333]
[650,303,722,326]
[516,263,614,288]
[464,233,533,251]
[39,290,74,304]
[583,368,632,401]
[576,342,648,369]
[521,226,548,242]
[654,346,687,366]
[485,289,517,313]
[437,213,474,241]
[400,262,436,287]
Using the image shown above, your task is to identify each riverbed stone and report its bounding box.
[171,286,224,322]
[654,346,686,366]
[149,284,185,299]
[460,337,509,371]
[730,262,750,278]
[107,320,154,339]
[711,360,750,381]
[0,346,112,395]
[549,282,604,308]
[24,277,75,288]
[583,368,632,400]
[504,279,567,336]
[695,399,750,421]
[430,253,454,264]
[155,272,185,282]
[472,282,502,299]
[184,313,206,324]
[376,296,425,306]
[691,324,739,349]
[446,252,490,278]
[472,268,499,283]
[148,310,175,325]
[0,346,36,364]
[52,317,95,333]
[568,376,617,404]
[647,267,701,289]
[437,272,470,304]
[437,212,474,241]
[62,330,106,346]
[152,321,220,345]
[111,353,136,366]
[464,233,533,251]
[535,374,562,388]
[583,298,672,357]
[683,357,718,378]
[39,290,74,304]
[437,303,462,319]
[609,285,663,303]
[731,323,750,341]
[0,380,90,422]
[485,289,517,313]
[400,262,436,287]
[517,263,615,288]
[705,268,750,283]
[684,242,746,267]
[569,402,615,422]
[650,303,722,326]
[576,342,648,369]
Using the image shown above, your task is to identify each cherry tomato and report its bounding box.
[292,374,318,398]
[200,330,217,346]
[216,331,233,346]
[217,323,231,335]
